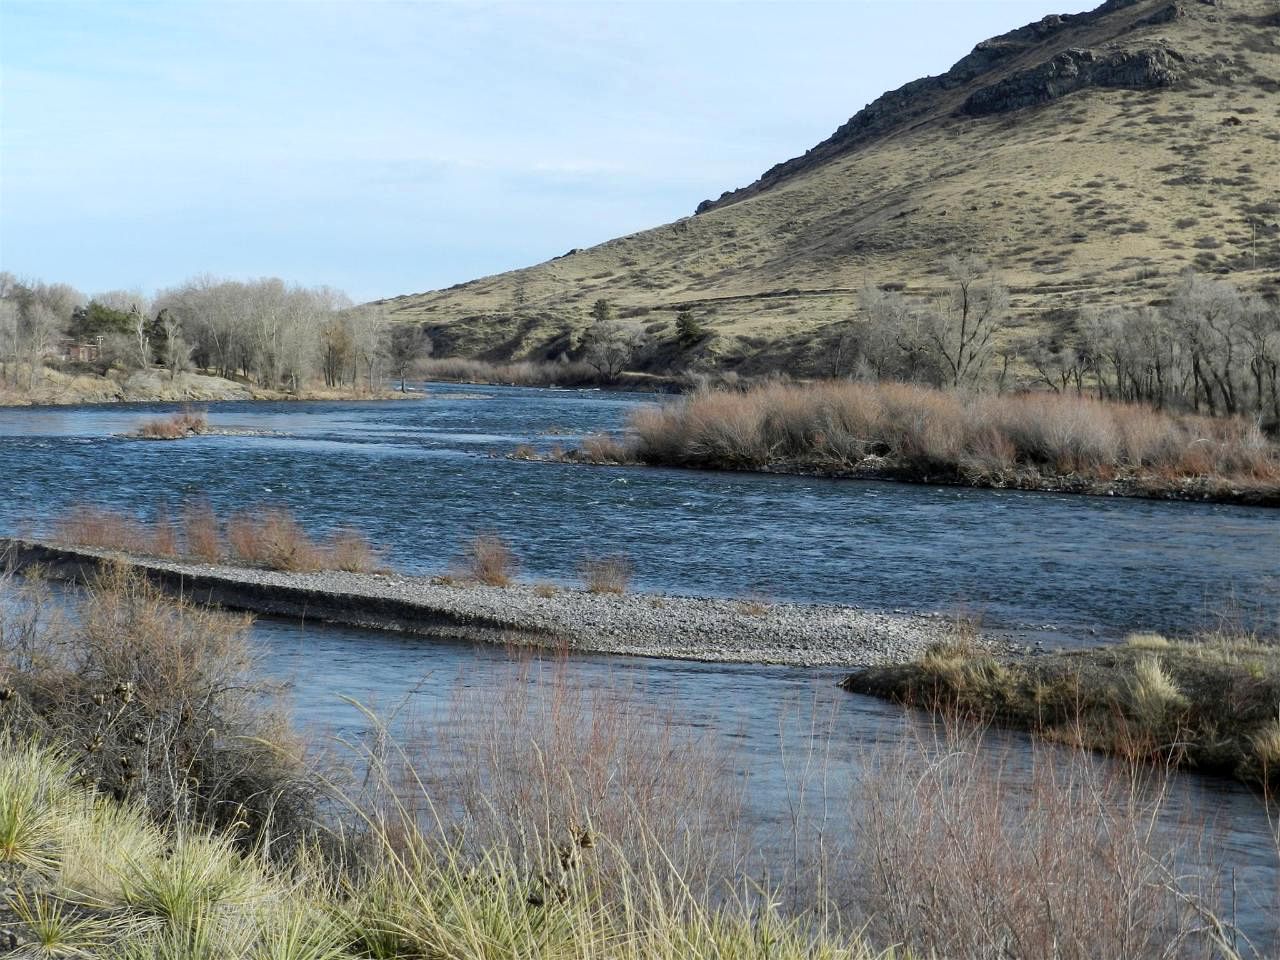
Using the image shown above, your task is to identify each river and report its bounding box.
[1,384,1278,946]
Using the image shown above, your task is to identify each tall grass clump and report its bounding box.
[1128,654,1188,728]
[580,553,633,594]
[227,507,326,572]
[53,505,181,559]
[628,380,1280,498]
[454,533,517,586]
[182,499,223,562]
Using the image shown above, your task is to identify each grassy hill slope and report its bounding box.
[380,0,1280,374]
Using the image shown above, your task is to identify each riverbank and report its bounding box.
[0,366,421,407]
[0,563,1265,958]
[617,380,1280,508]
[0,538,1015,667]
[843,634,1280,789]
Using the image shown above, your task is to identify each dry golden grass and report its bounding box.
[628,380,1280,495]
[181,499,222,562]
[135,409,207,440]
[381,1,1279,375]
[53,506,180,559]
[54,503,385,574]
[580,554,633,594]
[456,533,518,586]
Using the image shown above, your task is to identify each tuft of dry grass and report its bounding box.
[456,533,518,587]
[226,508,326,572]
[580,554,633,594]
[1253,717,1280,772]
[577,433,632,464]
[326,528,385,574]
[54,503,385,574]
[532,583,560,599]
[181,500,222,562]
[1126,631,1171,650]
[1128,654,1187,728]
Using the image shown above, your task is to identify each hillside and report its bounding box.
[380,0,1280,374]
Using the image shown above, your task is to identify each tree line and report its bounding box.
[0,273,432,392]
[832,258,1280,422]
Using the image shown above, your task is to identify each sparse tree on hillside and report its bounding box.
[591,299,614,325]
[675,309,708,348]
[924,255,1009,388]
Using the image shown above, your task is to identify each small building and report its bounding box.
[57,336,104,363]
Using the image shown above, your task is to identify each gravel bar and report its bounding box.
[2,538,1015,668]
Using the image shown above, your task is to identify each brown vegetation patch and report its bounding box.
[580,554,633,594]
[0,566,313,843]
[456,533,518,586]
[53,503,385,574]
[629,380,1280,502]
[134,408,208,440]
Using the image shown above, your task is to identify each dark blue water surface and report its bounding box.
[1,383,1276,636]
[2,385,1278,945]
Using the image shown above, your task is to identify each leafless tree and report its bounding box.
[582,318,639,381]
[386,323,433,391]
[923,255,1009,388]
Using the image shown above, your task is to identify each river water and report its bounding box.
[1,384,1278,945]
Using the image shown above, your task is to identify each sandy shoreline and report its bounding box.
[1,538,1018,668]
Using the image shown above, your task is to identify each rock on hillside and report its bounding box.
[382,0,1280,374]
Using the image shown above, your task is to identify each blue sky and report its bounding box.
[1,1,1086,303]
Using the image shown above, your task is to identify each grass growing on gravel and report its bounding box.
[51,502,387,574]
[843,630,1280,788]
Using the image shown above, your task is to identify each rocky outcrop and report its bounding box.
[961,45,1184,116]
[695,0,1189,215]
